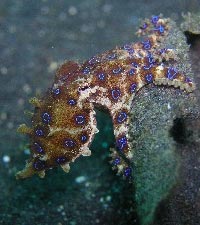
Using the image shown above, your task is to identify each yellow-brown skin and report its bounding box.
[16,16,195,179]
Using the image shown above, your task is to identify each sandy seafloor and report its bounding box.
[0,0,200,225]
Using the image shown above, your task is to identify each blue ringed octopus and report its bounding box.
[16,15,195,180]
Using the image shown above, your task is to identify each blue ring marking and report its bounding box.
[35,129,44,137]
[124,167,132,177]
[56,156,67,165]
[117,112,127,123]
[159,48,167,54]
[145,73,153,83]
[151,15,159,24]
[42,112,51,124]
[81,135,87,142]
[131,62,138,68]
[142,40,151,50]
[167,67,177,80]
[88,56,99,65]
[128,48,134,54]
[75,115,85,125]
[113,157,120,166]
[123,44,134,54]
[123,44,132,50]
[68,99,76,106]
[33,159,45,170]
[111,89,121,100]
[130,83,137,93]
[107,53,116,60]
[185,77,192,83]
[112,67,122,74]
[141,23,148,29]
[83,66,90,74]
[33,142,44,154]
[143,64,153,70]
[147,53,155,64]
[64,139,75,148]
[117,136,127,151]
[154,24,165,33]
[128,68,135,75]
[98,73,105,80]
[52,88,60,95]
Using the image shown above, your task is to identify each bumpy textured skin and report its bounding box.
[16,16,195,179]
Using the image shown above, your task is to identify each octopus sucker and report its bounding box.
[17,15,195,180]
